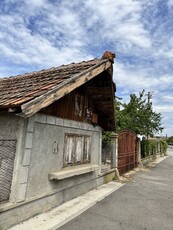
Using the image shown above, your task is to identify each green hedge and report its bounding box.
[160,140,168,156]
[141,139,167,158]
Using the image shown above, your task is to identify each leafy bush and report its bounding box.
[160,140,168,156]
[167,136,173,145]
[141,139,167,158]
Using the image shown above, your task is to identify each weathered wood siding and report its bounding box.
[41,88,95,124]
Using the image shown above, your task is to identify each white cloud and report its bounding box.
[0,0,172,135]
[84,0,151,50]
[161,95,173,103]
[0,0,152,69]
[159,110,173,137]
[167,0,173,7]
[0,3,92,69]
[155,106,173,113]
[114,61,173,92]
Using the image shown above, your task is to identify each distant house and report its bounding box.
[0,51,116,229]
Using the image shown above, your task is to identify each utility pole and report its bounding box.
[145,92,153,140]
[146,91,152,106]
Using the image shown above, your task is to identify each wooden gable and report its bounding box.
[0,51,116,131]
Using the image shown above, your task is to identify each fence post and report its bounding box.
[110,132,118,168]
[137,139,143,167]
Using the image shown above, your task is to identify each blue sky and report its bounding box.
[0,0,173,136]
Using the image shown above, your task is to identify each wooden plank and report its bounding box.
[20,60,112,117]
[87,86,111,95]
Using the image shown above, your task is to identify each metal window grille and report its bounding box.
[0,140,16,203]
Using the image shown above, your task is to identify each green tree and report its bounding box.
[167,136,173,145]
[116,90,163,136]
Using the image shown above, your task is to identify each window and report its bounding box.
[0,140,16,203]
[63,134,91,166]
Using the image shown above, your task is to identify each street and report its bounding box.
[59,147,173,230]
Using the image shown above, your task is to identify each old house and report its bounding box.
[0,51,116,229]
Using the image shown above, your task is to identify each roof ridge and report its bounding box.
[0,58,100,80]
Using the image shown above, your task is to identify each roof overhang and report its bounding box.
[19,59,112,118]
[83,68,115,131]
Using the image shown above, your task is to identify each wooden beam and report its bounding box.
[94,101,114,107]
[87,86,111,95]
[20,60,112,117]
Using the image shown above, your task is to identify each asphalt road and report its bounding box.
[59,147,173,230]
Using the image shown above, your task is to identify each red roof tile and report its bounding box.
[0,59,101,108]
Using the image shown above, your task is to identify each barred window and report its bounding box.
[0,140,16,203]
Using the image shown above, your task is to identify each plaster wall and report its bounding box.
[0,112,26,204]
[0,176,104,230]
[0,112,22,139]
[0,113,102,229]
[25,113,101,199]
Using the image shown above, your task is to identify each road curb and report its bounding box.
[9,181,124,230]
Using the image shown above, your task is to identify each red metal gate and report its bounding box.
[118,130,138,175]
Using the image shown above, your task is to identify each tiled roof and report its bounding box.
[0,58,101,108]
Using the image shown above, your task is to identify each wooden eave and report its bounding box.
[84,69,116,131]
[19,59,112,117]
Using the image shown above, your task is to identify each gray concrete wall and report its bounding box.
[0,176,104,230]
[0,112,27,204]
[25,113,101,200]
[0,112,22,139]
[0,112,102,230]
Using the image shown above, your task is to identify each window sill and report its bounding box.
[48,164,100,180]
